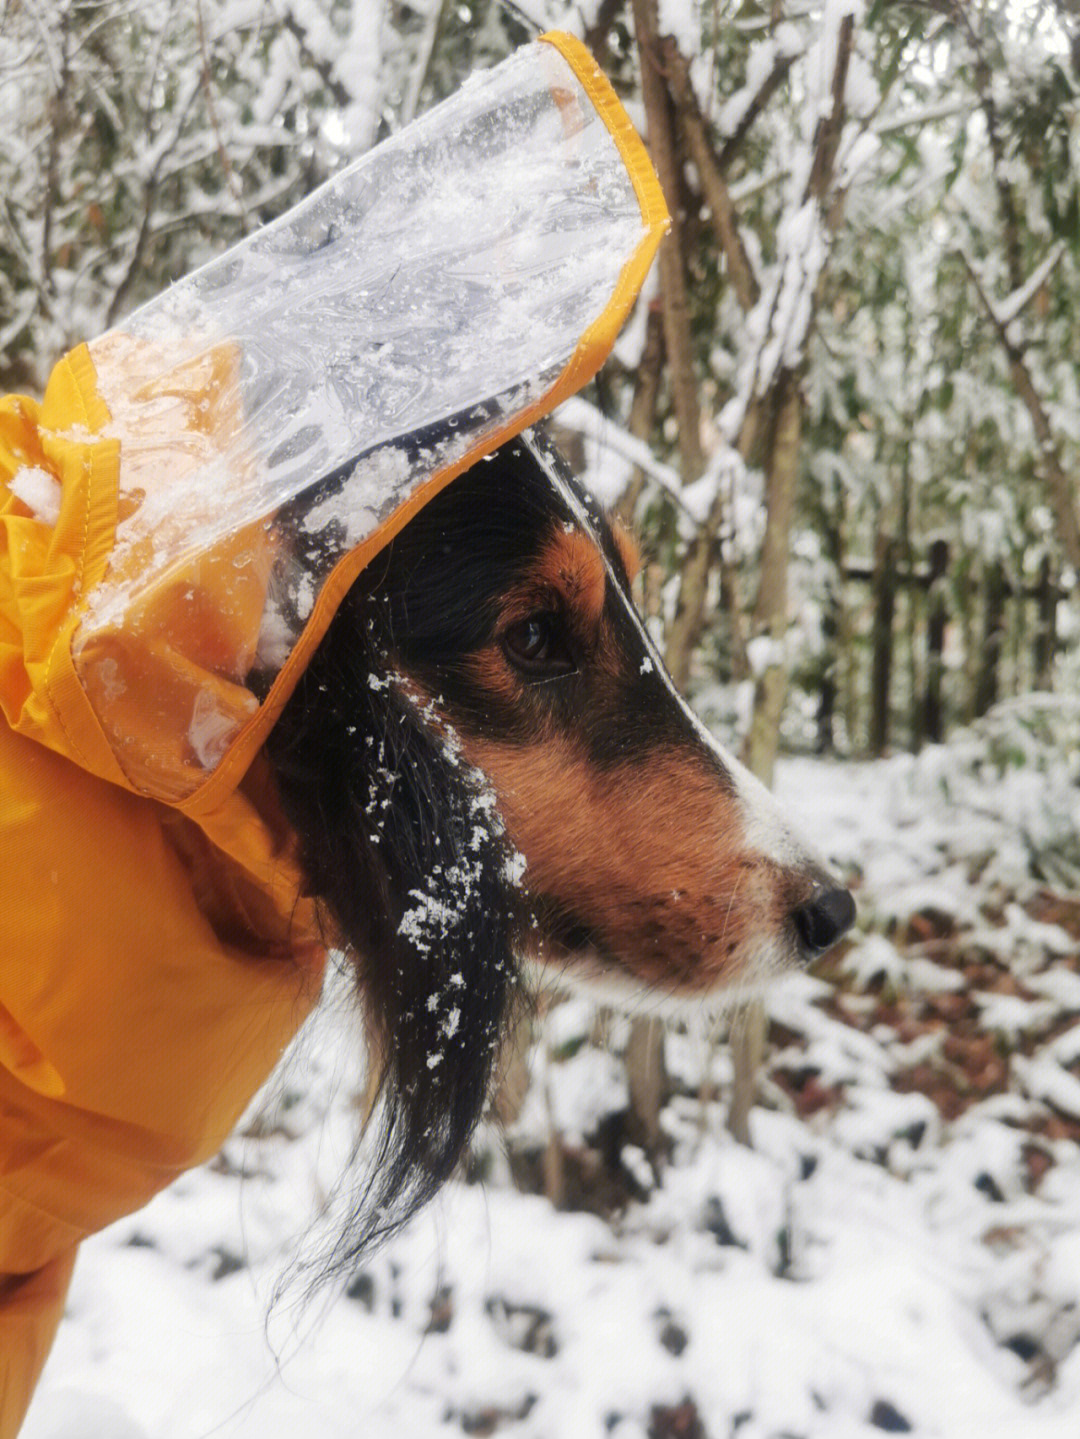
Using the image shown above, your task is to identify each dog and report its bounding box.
[0,421,854,1431]
[264,425,855,1270]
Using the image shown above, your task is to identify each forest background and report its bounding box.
[6,3,1080,1434]
[5,0,1079,766]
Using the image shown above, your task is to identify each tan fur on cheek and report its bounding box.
[465,648,522,707]
[460,735,775,993]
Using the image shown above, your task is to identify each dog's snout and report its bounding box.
[791,886,856,960]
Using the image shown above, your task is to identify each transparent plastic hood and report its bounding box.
[70,33,667,803]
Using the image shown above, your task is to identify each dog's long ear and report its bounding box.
[266,584,523,1275]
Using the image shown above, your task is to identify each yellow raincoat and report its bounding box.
[0,33,666,1433]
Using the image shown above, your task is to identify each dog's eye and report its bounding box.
[502,614,574,677]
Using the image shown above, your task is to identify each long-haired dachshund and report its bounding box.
[265,426,855,1273]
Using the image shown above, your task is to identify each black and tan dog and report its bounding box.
[268,427,855,1263]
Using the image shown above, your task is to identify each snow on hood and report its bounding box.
[0,33,667,808]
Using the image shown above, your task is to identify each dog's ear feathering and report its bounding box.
[266,581,525,1277]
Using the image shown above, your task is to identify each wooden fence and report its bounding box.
[816,541,1064,756]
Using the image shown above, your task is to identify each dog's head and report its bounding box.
[350,429,851,997]
[267,428,852,1265]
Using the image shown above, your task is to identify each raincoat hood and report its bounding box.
[0,33,667,814]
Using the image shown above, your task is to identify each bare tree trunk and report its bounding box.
[956,550,977,723]
[726,1005,767,1148]
[728,374,800,1148]
[1033,554,1057,691]
[631,0,703,486]
[816,502,844,754]
[743,371,802,784]
[899,449,920,753]
[728,15,853,1147]
[840,526,859,751]
[869,531,898,757]
[741,7,853,779]
[625,1017,668,1156]
[543,1129,566,1209]
[974,560,1007,717]
[924,538,949,744]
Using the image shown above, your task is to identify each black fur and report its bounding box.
[266,575,523,1272]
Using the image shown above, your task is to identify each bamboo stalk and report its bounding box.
[631,0,704,484]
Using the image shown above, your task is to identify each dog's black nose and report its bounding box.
[792,887,856,959]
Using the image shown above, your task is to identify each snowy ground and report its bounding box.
[24,697,1080,1439]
